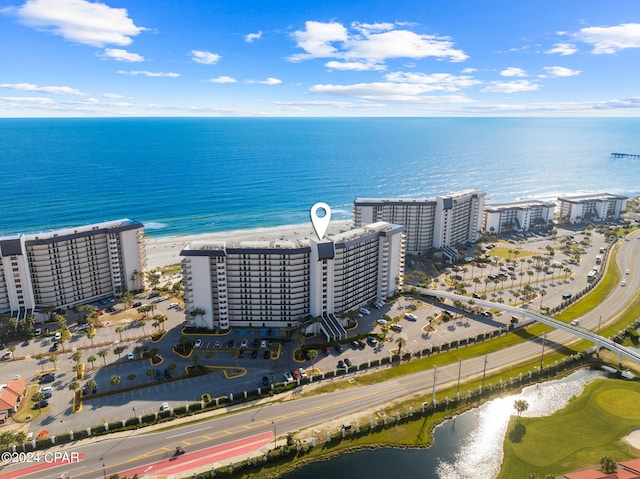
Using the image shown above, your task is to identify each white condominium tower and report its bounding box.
[483,200,555,234]
[353,189,485,254]
[180,222,405,334]
[557,193,627,224]
[0,219,146,318]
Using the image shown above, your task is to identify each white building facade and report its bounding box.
[0,219,145,317]
[557,193,627,224]
[483,200,555,234]
[353,189,485,254]
[180,222,405,332]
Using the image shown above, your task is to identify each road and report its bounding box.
[6,230,640,479]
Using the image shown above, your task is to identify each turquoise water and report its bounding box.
[1,117,639,237]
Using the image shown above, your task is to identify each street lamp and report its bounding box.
[539,333,547,382]
[102,462,107,479]
[456,358,462,393]
[272,421,276,448]
[481,353,488,393]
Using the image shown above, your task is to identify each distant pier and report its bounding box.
[611,152,640,159]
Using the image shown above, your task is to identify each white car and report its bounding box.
[626,269,630,275]
[404,313,418,321]
[283,371,294,382]
[621,280,627,287]
[240,339,248,348]
[160,402,170,411]
[376,319,388,326]
[570,319,580,326]
[195,339,202,348]
[127,352,135,360]
[298,367,308,378]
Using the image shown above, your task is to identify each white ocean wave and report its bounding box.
[143,222,169,230]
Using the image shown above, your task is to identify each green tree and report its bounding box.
[110,375,121,388]
[87,355,97,369]
[85,327,96,348]
[127,373,137,384]
[190,307,206,329]
[68,380,80,392]
[601,456,617,474]
[98,349,109,367]
[71,351,82,363]
[84,379,98,393]
[395,336,406,357]
[114,346,124,358]
[49,354,58,370]
[514,399,529,424]
[34,353,46,371]
[115,326,124,342]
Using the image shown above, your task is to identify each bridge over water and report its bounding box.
[418,288,640,366]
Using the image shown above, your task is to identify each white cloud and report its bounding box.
[0,96,54,104]
[289,21,349,62]
[481,80,539,93]
[500,67,527,77]
[191,50,221,65]
[205,76,237,84]
[351,21,395,35]
[309,81,473,103]
[0,82,85,95]
[545,43,578,55]
[103,48,144,62]
[103,92,125,99]
[259,77,282,85]
[384,71,481,90]
[542,66,581,77]
[11,0,144,47]
[245,30,262,43]
[118,70,180,78]
[575,23,640,54]
[289,20,467,66]
[462,67,477,73]
[325,60,385,71]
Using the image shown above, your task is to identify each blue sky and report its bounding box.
[1,0,640,116]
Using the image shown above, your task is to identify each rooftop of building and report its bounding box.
[485,199,557,210]
[558,193,628,202]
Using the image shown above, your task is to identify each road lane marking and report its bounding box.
[167,426,211,439]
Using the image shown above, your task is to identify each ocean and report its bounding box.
[2,117,640,238]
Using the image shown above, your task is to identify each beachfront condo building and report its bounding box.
[557,193,628,224]
[0,219,146,319]
[483,200,555,234]
[353,189,485,254]
[180,222,405,334]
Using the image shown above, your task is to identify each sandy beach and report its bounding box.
[145,220,353,270]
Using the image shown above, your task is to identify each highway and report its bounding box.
[6,230,640,479]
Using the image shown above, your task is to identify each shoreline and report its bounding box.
[144,220,353,270]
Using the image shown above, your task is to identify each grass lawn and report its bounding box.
[498,378,640,478]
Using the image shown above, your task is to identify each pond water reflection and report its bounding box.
[283,369,603,479]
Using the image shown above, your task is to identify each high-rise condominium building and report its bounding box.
[0,219,146,318]
[557,193,627,224]
[353,189,485,254]
[483,200,555,234]
[180,222,405,333]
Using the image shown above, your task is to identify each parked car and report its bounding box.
[337,360,346,369]
[284,371,294,382]
[48,343,58,352]
[263,350,271,359]
[344,358,352,367]
[570,319,580,326]
[214,340,221,348]
[159,402,170,411]
[127,352,135,360]
[32,400,49,410]
[334,343,343,352]
[262,376,270,386]
[39,373,55,383]
[298,367,308,378]
[291,369,301,380]
[240,339,248,348]
[376,319,388,326]
[404,313,417,321]
[251,349,258,359]
[227,339,235,348]
[2,351,13,360]
[322,346,330,355]
[195,339,202,348]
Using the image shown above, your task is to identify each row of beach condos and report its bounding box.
[0,192,627,334]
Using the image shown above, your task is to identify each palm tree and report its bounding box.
[113,346,124,358]
[71,351,82,364]
[127,373,137,384]
[539,289,547,309]
[513,399,528,424]
[394,336,406,357]
[68,381,80,393]
[87,355,96,369]
[49,354,58,370]
[190,307,206,329]
[34,353,45,371]
[98,349,109,367]
[31,391,45,414]
[8,345,16,361]
[115,326,124,342]
[191,353,201,369]
[85,327,96,348]
[110,375,121,388]
[307,349,318,373]
[84,379,98,394]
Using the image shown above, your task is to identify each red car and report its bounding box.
[291,369,301,380]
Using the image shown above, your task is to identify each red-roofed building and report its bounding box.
[564,468,640,479]
[0,378,26,424]
[620,459,640,475]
